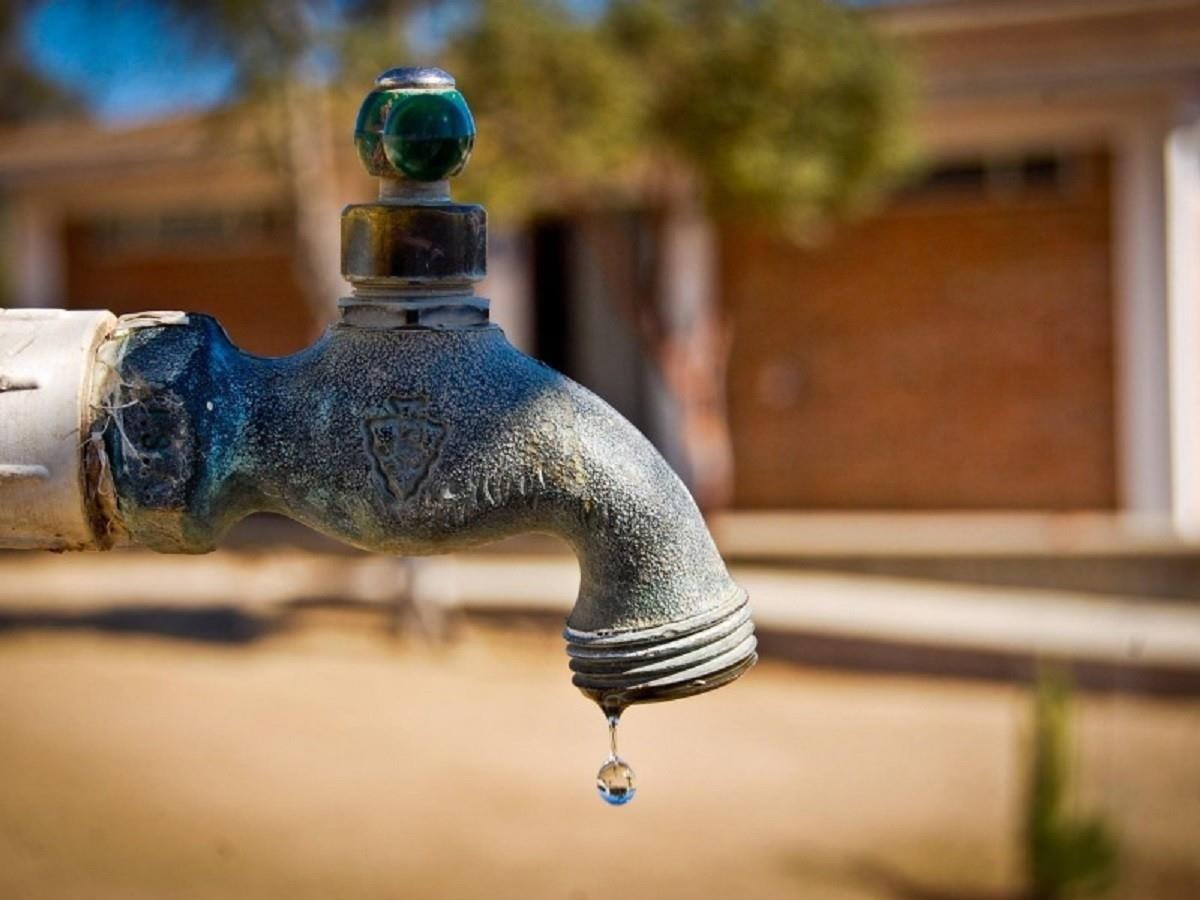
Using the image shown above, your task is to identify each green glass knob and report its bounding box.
[353,88,400,177]
[353,67,475,182]
[382,90,475,181]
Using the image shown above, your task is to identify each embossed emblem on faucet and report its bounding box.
[363,396,446,503]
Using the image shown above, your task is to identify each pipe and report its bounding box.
[0,67,756,713]
[0,308,115,550]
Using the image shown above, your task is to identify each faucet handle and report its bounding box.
[353,66,476,182]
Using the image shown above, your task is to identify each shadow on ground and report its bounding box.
[855,861,1024,900]
[778,848,1025,900]
[0,605,279,644]
[2,601,1199,699]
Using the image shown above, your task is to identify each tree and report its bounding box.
[148,1,429,322]
[449,0,912,506]
[0,2,81,125]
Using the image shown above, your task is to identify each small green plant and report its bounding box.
[1025,669,1119,900]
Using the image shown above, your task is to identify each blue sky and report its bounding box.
[22,0,483,124]
[22,0,893,125]
[24,1,238,124]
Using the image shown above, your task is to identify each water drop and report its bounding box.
[596,756,637,806]
[595,713,637,806]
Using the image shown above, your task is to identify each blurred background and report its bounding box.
[1,0,1199,897]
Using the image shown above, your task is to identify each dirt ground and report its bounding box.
[0,611,1196,900]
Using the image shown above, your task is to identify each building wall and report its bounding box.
[62,206,319,357]
[723,151,1117,510]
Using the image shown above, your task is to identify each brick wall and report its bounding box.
[722,152,1116,510]
[63,209,319,357]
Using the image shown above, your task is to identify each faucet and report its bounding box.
[0,67,756,715]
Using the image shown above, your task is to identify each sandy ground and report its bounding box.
[0,611,1196,900]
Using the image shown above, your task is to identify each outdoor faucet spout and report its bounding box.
[4,67,756,713]
[100,308,756,710]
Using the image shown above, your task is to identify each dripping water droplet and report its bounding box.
[597,757,636,806]
[596,713,637,806]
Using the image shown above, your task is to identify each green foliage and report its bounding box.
[447,0,913,227]
[446,0,649,220]
[1026,670,1119,900]
[607,0,913,228]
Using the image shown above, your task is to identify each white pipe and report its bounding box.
[0,308,115,549]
